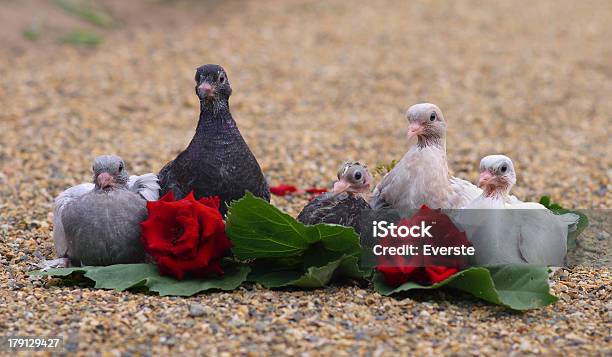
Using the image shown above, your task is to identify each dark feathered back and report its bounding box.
[297,193,370,235]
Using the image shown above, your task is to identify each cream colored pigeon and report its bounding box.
[44,155,160,269]
[460,155,578,266]
[370,103,481,210]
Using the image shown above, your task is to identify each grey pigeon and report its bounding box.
[158,64,270,216]
[297,161,372,235]
[460,155,578,266]
[370,103,481,210]
[47,155,159,268]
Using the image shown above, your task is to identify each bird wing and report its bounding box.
[128,173,160,201]
[61,190,148,266]
[217,133,271,205]
[515,204,568,266]
[558,212,579,231]
[370,183,391,210]
[369,155,411,210]
[456,207,526,265]
[297,193,336,225]
[449,176,482,208]
[53,183,93,257]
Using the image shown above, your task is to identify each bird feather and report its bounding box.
[371,146,480,209]
[128,173,160,201]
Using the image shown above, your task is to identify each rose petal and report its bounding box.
[199,196,221,210]
[141,200,196,257]
[156,255,186,280]
[193,203,223,236]
[170,214,201,258]
[141,219,174,255]
[270,184,299,196]
[160,191,176,202]
[425,266,459,284]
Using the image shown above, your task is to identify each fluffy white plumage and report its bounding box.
[52,172,159,258]
[460,155,578,266]
[128,173,160,201]
[370,103,481,210]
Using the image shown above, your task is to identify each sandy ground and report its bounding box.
[0,0,611,355]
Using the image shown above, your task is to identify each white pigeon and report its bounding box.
[460,155,578,266]
[370,103,481,210]
[45,156,160,268]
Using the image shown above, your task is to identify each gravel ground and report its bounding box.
[1,0,611,355]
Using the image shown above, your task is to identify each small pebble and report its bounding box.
[188,304,207,317]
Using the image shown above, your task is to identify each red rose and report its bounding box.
[140,191,232,280]
[377,206,470,286]
[377,265,459,286]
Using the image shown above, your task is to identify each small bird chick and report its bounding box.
[475,154,517,202]
[461,155,578,266]
[297,161,372,235]
[48,155,155,268]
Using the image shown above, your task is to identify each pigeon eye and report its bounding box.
[354,171,362,180]
[430,112,436,121]
[119,163,124,172]
[219,74,225,83]
[500,165,507,173]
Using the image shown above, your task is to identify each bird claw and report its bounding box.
[39,258,71,271]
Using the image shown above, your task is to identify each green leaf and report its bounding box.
[30,263,250,296]
[226,192,315,258]
[226,192,363,288]
[373,265,558,310]
[485,265,558,309]
[226,192,360,260]
[249,259,342,288]
[538,195,589,249]
[248,255,364,288]
[539,195,551,207]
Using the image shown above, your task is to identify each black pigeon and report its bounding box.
[158,64,270,215]
[297,161,372,235]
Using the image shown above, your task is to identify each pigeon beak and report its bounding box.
[332,178,351,195]
[198,82,214,98]
[96,172,114,189]
[407,123,424,139]
[478,171,495,187]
